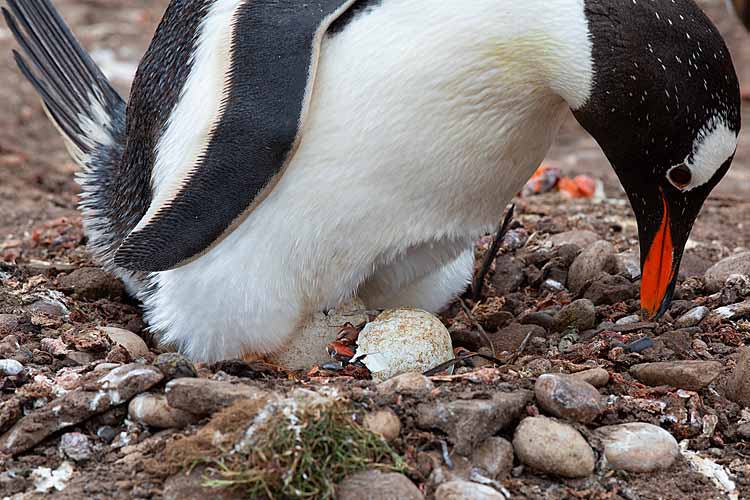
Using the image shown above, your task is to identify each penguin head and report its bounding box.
[572,0,741,318]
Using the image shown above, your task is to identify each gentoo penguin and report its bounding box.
[4,0,741,362]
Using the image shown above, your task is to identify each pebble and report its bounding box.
[595,423,679,473]
[548,230,599,248]
[0,315,23,336]
[583,274,637,306]
[57,267,125,300]
[364,409,401,442]
[520,312,555,331]
[615,315,640,326]
[0,398,22,434]
[704,252,750,292]
[630,361,723,391]
[553,299,597,332]
[59,432,92,462]
[377,372,435,397]
[471,437,514,480]
[570,368,610,388]
[534,374,604,423]
[65,351,95,366]
[490,323,546,353]
[417,390,532,455]
[40,337,69,356]
[0,364,163,456]
[153,353,198,381]
[674,306,710,328]
[0,359,23,376]
[434,480,505,500]
[567,241,617,294]
[615,251,641,280]
[713,300,750,320]
[657,330,694,355]
[513,416,595,478]
[275,299,368,370]
[491,256,526,294]
[129,393,199,429]
[354,309,453,382]
[624,337,654,354]
[96,426,117,443]
[100,327,150,360]
[165,378,269,416]
[726,347,750,407]
[337,470,423,500]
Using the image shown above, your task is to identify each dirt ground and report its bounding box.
[1,1,750,500]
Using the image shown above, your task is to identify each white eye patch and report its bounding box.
[668,115,738,192]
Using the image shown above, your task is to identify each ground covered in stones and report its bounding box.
[1,1,750,499]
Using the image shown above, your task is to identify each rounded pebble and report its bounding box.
[595,423,679,473]
[154,352,198,380]
[435,480,505,500]
[60,432,93,462]
[0,359,23,376]
[534,374,604,423]
[553,299,597,332]
[471,437,514,480]
[513,416,595,478]
[364,409,401,442]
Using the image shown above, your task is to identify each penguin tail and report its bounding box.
[2,0,125,168]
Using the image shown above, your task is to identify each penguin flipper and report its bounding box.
[114,0,358,273]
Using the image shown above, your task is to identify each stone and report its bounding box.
[471,437,514,480]
[615,251,641,280]
[100,327,150,359]
[657,330,694,355]
[720,274,750,305]
[630,361,723,391]
[674,306,710,328]
[548,230,599,249]
[354,309,453,382]
[583,274,637,305]
[704,252,750,292]
[129,393,199,429]
[534,374,604,423]
[0,315,27,336]
[0,364,163,456]
[490,256,526,294]
[714,300,750,320]
[336,470,423,500]
[417,391,531,456]
[154,353,198,380]
[595,423,679,473]
[0,398,22,434]
[165,378,269,416]
[59,432,92,462]
[615,315,641,326]
[274,299,368,370]
[726,347,750,407]
[570,368,610,388]
[567,241,617,294]
[57,267,125,300]
[520,312,555,331]
[40,337,69,356]
[65,351,96,366]
[490,323,546,354]
[553,299,597,332]
[377,372,435,397]
[434,480,504,500]
[513,416,595,478]
[163,467,248,500]
[364,409,401,442]
[0,359,23,376]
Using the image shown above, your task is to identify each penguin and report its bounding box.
[3,0,741,362]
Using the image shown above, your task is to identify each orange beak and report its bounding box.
[640,191,675,318]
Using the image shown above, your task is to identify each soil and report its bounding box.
[1,1,750,500]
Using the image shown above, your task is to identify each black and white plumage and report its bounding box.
[4,0,741,362]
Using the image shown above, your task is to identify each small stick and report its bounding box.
[459,298,495,357]
[472,205,516,302]
[506,330,534,365]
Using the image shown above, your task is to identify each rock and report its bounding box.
[163,467,248,500]
[416,390,531,455]
[720,274,750,305]
[0,398,22,434]
[630,361,723,391]
[0,359,23,376]
[714,300,750,320]
[656,330,694,355]
[165,378,269,416]
[377,372,435,397]
[57,267,125,300]
[154,353,198,381]
[0,315,28,336]
[674,306,710,328]
[471,437,514,480]
[595,423,679,473]
[726,347,750,407]
[337,470,423,500]
[567,241,617,294]
[364,409,401,442]
[570,368,610,388]
[534,374,604,423]
[548,230,599,249]
[129,393,199,429]
[59,432,92,462]
[434,480,505,500]
[615,315,640,326]
[100,327,150,359]
[553,299,597,332]
[490,256,526,294]
[704,252,750,292]
[583,274,637,305]
[615,251,641,280]
[0,364,163,456]
[275,299,368,370]
[513,416,595,478]
[354,309,453,382]
[96,426,117,443]
[65,351,96,366]
[40,337,69,356]
[520,312,555,331]
[490,323,546,353]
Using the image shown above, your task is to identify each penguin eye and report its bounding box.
[668,164,692,189]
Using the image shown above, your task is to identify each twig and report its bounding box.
[458,298,495,357]
[506,330,534,365]
[472,205,515,301]
[423,351,507,376]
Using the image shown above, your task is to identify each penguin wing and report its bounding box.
[114,0,358,272]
